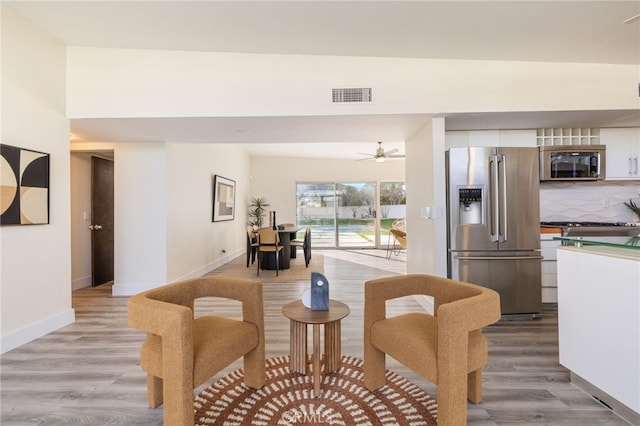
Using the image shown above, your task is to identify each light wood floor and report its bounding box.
[1,249,629,425]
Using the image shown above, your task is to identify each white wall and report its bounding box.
[66,47,639,118]
[406,117,447,277]
[0,6,74,353]
[110,143,168,296]
[165,143,251,281]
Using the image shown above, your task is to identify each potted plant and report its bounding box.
[248,197,269,229]
[624,195,640,222]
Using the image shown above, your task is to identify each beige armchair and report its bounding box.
[364,274,500,425]
[128,276,266,426]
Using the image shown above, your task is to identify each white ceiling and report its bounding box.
[7,0,640,159]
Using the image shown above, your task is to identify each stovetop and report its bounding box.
[541,221,639,227]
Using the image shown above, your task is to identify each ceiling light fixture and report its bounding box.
[376,156,386,163]
[622,13,640,24]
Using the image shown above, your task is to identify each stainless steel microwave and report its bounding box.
[539,145,606,181]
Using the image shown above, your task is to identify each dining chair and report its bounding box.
[290,226,311,267]
[246,226,259,267]
[256,228,283,276]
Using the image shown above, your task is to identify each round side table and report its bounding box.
[282,299,350,397]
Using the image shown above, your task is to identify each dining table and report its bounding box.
[260,225,302,270]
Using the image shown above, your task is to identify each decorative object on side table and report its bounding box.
[302,272,329,311]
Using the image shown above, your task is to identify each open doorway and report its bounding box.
[70,152,114,290]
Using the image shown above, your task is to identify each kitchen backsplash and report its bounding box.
[540,181,640,223]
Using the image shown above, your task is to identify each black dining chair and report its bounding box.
[291,226,311,267]
[246,226,259,267]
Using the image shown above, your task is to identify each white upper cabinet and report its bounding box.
[601,128,640,180]
[445,129,536,148]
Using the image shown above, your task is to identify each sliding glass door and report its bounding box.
[298,181,398,248]
[379,181,407,248]
[336,182,376,248]
[296,183,336,247]
[296,181,406,248]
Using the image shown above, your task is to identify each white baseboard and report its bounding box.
[72,275,92,291]
[111,250,244,296]
[172,249,242,282]
[0,308,75,354]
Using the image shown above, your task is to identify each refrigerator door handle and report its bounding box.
[498,154,508,242]
[489,154,499,242]
[456,255,544,261]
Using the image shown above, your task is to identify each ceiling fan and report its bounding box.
[358,141,405,163]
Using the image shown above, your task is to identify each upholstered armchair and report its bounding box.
[128,276,266,426]
[364,274,500,425]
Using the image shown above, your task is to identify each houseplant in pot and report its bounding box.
[624,195,640,222]
[248,197,269,229]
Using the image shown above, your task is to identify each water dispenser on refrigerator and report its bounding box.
[458,187,484,225]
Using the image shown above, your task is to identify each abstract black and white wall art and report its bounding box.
[1,144,50,225]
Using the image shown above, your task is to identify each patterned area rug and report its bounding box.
[194,355,438,425]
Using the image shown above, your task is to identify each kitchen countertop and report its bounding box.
[553,235,640,259]
[540,227,563,234]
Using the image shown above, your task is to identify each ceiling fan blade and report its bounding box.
[384,148,399,156]
[386,154,405,158]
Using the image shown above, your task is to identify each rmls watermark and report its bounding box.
[280,407,335,425]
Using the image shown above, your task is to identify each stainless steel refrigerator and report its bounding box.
[446,147,542,317]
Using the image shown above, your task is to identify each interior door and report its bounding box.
[91,156,114,286]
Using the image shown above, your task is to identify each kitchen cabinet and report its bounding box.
[445,129,536,148]
[536,127,599,146]
[557,245,640,424]
[540,232,561,303]
[602,128,640,180]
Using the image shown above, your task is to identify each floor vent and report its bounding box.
[332,88,372,103]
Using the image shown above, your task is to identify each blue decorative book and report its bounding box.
[310,272,329,311]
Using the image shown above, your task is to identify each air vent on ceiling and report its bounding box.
[332,88,372,103]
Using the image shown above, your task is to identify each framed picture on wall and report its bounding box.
[212,175,235,222]
[1,144,50,225]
